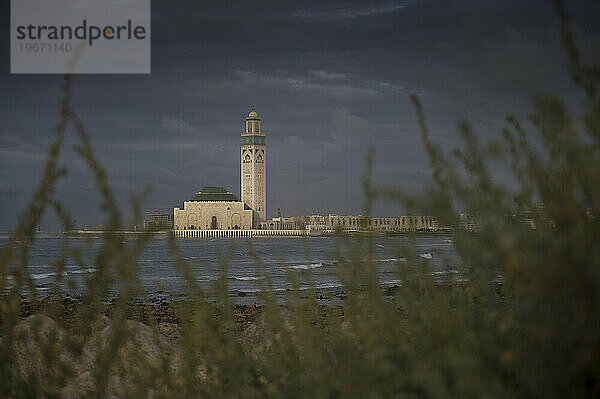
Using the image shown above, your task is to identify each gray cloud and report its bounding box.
[1,0,599,230]
[293,1,409,20]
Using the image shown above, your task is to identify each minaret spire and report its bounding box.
[241,107,266,226]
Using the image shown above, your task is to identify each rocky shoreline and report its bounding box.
[6,296,265,342]
[5,284,402,332]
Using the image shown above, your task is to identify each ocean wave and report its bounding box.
[419,253,433,259]
[314,282,343,290]
[31,268,97,280]
[431,270,459,275]
[30,264,86,270]
[65,264,87,269]
[196,277,218,282]
[382,279,403,286]
[288,262,325,270]
[31,272,58,280]
[378,258,407,263]
[230,275,264,281]
[69,268,97,275]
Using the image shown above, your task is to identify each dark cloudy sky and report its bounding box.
[1,0,599,230]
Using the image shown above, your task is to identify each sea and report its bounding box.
[0,234,460,304]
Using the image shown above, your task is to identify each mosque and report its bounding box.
[169,108,441,238]
[173,108,267,231]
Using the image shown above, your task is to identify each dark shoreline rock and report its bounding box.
[5,295,264,331]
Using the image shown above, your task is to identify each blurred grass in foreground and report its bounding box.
[1,0,599,397]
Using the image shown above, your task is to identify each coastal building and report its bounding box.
[258,214,442,233]
[241,107,266,225]
[143,208,174,231]
[258,216,302,230]
[173,187,253,230]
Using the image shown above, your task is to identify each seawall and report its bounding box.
[173,229,308,238]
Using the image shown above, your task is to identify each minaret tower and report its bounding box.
[241,107,266,225]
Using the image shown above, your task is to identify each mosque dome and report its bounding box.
[248,110,258,118]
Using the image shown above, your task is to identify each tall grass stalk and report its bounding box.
[1,0,599,397]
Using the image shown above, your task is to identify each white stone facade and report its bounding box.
[174,200,253,230]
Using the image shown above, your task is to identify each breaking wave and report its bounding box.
[31,268,97,280]
[31,272,57,280]
[69,268,97,275]
[230,275,264,281]
[430,270,459,276]
[378,258,406,263]
[288,262,325,270]
[314,282,343,290]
